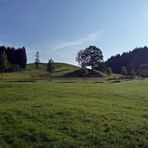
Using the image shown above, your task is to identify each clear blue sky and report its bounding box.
[0,0,148,65]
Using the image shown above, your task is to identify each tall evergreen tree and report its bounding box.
[35,51,40,69]
[0,49,9,80]
[19,47,27,68]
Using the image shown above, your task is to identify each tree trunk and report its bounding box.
[83,76,86,83]
[49,72,52,81]
[92,65,94,71]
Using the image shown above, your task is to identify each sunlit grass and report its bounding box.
[0,79,148,147]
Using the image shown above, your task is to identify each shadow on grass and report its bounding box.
[56,81,76,83]
[6,80,36,83]
[110,80,122,83]
[94,81,104,83]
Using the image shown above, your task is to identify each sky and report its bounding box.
[0,0,148,65]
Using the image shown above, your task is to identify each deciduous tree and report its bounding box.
[76,46,103,71]
[106,67,112,80]
[47,59,55,80]
[76,49,86,68]
[83,46,103,71]
[121,66,127,78]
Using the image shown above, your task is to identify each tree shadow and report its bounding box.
[110,80,121,83]
[56,81,76,83]
[6,80,36,83]
[94,81,104,83]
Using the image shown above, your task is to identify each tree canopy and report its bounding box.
[76,46,103,71]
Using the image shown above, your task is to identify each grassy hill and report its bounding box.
[0,79,148,147]
[3,63,107,80]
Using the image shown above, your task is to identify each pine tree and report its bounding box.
[0,50,9,80]
[19,47,27,68]
[35,51,40,69]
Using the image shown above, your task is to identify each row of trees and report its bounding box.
[34,45,148,79]
[0,46,27,79]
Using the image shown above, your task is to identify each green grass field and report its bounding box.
[0,79,148,147]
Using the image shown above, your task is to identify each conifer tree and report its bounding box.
[0,50,9,80]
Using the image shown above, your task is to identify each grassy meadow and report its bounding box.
[0,79,148,147]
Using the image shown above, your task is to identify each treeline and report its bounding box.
[1,44,148,79]
[0,46,27,71]
[106,46,148,77]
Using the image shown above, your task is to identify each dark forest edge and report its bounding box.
[106,46,148,77]
[0,46,27,71]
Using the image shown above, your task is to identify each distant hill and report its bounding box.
[21,62,81,79]
[27,63,106,78]
[106,46,148,73]
[4,62,106,80]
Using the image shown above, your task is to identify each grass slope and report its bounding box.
[3,63,106,80]
[0,79,148,147]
